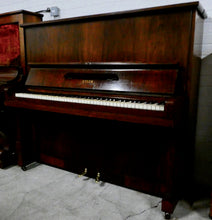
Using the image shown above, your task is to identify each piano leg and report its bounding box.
[15,115,24,167]
[161,198,178,219]
[0,135,15,168]
[15,110,38,170]
[0,110,16,168]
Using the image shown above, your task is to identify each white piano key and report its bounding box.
[15,93,165,111]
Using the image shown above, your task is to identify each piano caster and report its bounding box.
[164,213,171,219]
[95,172,100,183]
[21,162,40,171]
[21,166,27,171]
[78,168,87,177]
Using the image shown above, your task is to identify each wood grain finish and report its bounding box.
[25,67,178,95]
[4,2,206,218]
[25,11,191,66]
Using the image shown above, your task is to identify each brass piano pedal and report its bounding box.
[78,168,87,177]
[95,172,100,183]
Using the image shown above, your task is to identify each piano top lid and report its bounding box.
[20,1,206,28]
[0,10,43,18]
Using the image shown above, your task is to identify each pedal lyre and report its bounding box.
[78,168,87,177]
[95,172,100,183]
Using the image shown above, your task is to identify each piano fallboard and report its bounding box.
[5,63,183,127]
[24,64,179,95]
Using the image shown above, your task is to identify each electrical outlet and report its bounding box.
[50,7,60,17]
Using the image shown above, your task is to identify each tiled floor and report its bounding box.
[0,164,210,220]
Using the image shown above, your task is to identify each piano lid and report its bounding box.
[25,63,180,96]
[20,1,206,28]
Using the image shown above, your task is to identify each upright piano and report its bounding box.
[4,2,206,218]
[0,10,43,167]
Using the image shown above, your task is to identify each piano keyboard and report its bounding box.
[15,93,165,111]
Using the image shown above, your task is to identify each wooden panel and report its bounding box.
[0,10,43,24]
[4,96,176,127]
[26,67,178,95]
[25,10,192,68]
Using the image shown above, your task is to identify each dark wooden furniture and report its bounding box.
[4,2,206,218]
[0,10,43,168]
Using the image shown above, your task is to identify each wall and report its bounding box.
[0,0,212,187]
[195,54,212,187]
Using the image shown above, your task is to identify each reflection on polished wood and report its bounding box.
[4,2,206,218]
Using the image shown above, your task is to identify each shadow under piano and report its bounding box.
[4,2,207,219]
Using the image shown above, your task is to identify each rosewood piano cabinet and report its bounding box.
[0,10,43,168]
[4,2,207,219]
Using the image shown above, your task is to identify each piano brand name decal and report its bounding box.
[82,80,94,84]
